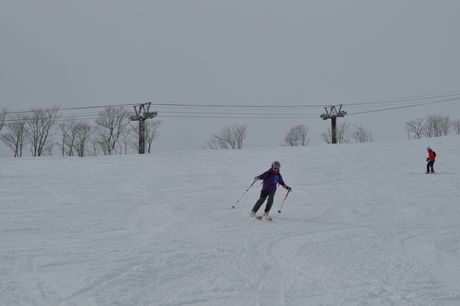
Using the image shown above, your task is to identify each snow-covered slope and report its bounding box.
[1,136,460,306]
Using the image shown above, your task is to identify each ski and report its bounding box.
[254,216,272,221]
[250,212,273,221]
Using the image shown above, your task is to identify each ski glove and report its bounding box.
[284,185,292,191]
[254,176,260,181]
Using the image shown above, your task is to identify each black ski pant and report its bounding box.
[252,190,275,214]
[427,161,435,173]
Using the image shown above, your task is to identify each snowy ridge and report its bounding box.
[1,136,460,305]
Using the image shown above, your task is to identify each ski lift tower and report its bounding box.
[130,102,158,154]
[320,104,347,144]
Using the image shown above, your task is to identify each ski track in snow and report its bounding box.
[2,137,460,305]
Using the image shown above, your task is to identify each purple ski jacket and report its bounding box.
[257,168,286,192]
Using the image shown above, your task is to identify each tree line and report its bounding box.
[203,122,374,149]
[0,106,161,157]
[204,114,460,149]
[405,114,460,139]
[2,106,459,156]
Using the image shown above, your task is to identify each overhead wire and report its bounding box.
[346,91,460,106]
[346,96,460,115]
[3,90,460,122]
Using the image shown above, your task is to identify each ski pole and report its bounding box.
[278,190,290,213]
[232,180,256,209]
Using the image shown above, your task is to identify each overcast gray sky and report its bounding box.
[1,1,460,153]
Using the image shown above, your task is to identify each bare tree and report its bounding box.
[319,129,332,144]
[406,114,451,139]
[351,125,373,143]
[89,134,101,156]
[439,115,452,135]
[320,122,350,144]
[58,117,78,156]
[118,128,131,155]
[95,106,131,155]
[452,119,460,134]
[204,123,247,149]
[283,124,310,146]
[422,114,451,138]
[74,121,93,157]
[146,120,162,153]
[405,118,424,139]
[0,108,8,132]
[0,113,26,157]
[24,106,60,156]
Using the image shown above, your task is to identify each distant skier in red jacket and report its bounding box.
[426,147,436,174]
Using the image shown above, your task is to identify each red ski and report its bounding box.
[255,216,272,221]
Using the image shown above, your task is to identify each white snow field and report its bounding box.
[1,136,460,306]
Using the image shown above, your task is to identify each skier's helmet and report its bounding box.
[271,161,281,169]
[427,147,432,151]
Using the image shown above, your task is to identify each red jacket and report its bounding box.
[428,150,436,162]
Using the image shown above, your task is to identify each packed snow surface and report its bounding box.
[1,136,460,306]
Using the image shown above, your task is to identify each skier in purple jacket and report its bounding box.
[250,161,291,217]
